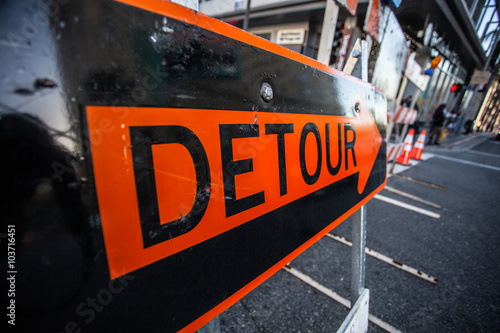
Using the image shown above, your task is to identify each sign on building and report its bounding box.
[470,69,491,85]
[277,28,306,45]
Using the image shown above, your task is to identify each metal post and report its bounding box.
[388,88,421,174]
[469,0,479,16]
[350,205,367,303]
[361,40,369,83]
[409,90,421,113]
[243,0,252,31]
[317,0,340,65]
[423,64,445,121]
[350,40,368,304]
[386,76,409,144]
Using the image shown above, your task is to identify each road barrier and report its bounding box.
[1,1,387,332]
[387,143,404,162]
[390,105,418,124]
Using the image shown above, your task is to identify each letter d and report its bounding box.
[130,125,211,248]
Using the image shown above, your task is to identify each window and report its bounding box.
[475,0,499,55]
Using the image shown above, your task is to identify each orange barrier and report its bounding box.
[396,129,414,165]
[410,130,427,160]
[387,143,404,162]
[390,106,418,124]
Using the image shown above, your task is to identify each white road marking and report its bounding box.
[327,233,438,284]
[383,186,442,209]
[467,150,500,159]
[283,266,403,333]
[374,194,441,219]
[433,155,500,171]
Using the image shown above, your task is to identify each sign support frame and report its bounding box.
[338,38,370,333]
[317,0,340,65]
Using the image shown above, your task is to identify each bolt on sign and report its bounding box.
[85,0,387,331]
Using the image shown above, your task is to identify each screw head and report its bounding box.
[352,50,361,58]
[354,102,360,113]
[260,83,273,102]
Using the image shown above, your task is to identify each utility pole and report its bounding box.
[243,0,252,30]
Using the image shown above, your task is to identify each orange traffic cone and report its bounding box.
[410,130,427,160]
[396,129,414,165]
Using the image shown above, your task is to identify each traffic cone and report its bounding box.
[410,130,427,160]
[396,129,414,165]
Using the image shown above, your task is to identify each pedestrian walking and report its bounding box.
[443,109,458,135]
[401,95,412,107]
[427,104,446,145]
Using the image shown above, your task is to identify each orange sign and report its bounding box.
[83,1,387,331]
[364,0,380,41]
[337,0,359,16]
[87,101,383,280]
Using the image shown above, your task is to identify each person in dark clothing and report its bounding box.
[427,104,446,145]
[401,95,412,107]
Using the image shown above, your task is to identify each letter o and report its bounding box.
[299,122,322,185]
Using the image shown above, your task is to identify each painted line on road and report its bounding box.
[283,265,403,333]
[462,148,500,158]
[384,186,442,209]
[326,233,438,284]
[433,155,500,171]
[467,150,500,159]
[283,265,349,308]
[374,194,441,219]
[445,135,480,147]
[389,173,447,191]
[445,133,492,148]
[420,152,435,160]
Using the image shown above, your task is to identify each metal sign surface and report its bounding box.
[405,53,430,91]
[364,0,381,42]
[371,10,408,101]
[1,0,386,332]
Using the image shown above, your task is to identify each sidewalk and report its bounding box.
[427,130,494,150]
[389,122,495,151]
[387,127,496,175]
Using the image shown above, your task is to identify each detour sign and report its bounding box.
[87,0,387,331]
[89,103,382,270]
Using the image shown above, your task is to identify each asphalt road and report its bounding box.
[216,132,500,333]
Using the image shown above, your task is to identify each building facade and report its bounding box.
[200,0,500,133]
